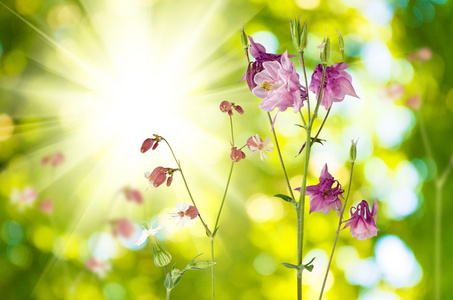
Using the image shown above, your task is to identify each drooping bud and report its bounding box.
[319,36,330,64]
[141,138,154,153]
[151,236,172,267]
[230,147,246,162]
[220,101,232,113]
[166,176,173,187]
[185,205,199,219]
[234,105,244,115]
[350,139,358,163]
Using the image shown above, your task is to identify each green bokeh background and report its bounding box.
[1,0,452,299]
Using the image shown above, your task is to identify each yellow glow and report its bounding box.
[295,0,320,10]
[32,225,55,252]
[0,114,14,142]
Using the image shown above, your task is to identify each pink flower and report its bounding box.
[296,164,344,215]
[111,218,136,239]
[241,36,290,91]
[220,101,244,116]
[135,221,166,246]
[144,167,168,188]
[51,152,64,167]
[10,187,38,209]
[124,187,143,204]
[344,199,379,240]
[39,199,54,214]
[252,51,307,114]
[246,134,273,160]
[406,95,421,110]
[85,257,111,278]
[309,63,359,110]
[230,147,246,162]
[170,202,199,227]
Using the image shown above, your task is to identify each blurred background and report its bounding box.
[0,0,452,299]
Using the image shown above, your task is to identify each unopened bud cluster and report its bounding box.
[141,134,163,153]
[290,17,307,52]
[220,100,244,116]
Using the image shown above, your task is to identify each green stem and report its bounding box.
[296,65,327,300]
[311,106,332,146]
[319,162,354,299]
[299,51,311,123]
[163,138,210,234]
[267,112,296,201]
[230,116,234,147]
[214,162,235,230]
[434,184,441,300]
[166,289,171,300]
[210,237,215,300]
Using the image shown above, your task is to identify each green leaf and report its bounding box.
[281,262,299,269]
[212,226,220,237]
[303,257,316,272]
[274,194,294,203]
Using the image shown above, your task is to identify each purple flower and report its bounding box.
[296,164,343,215]
[241,36,285,91]
[309,63,359,110]
[252,51,307,114]
[343,199,379,240]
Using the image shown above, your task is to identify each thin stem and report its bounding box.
[296,65,327,300]
[311,106,332,146]
[230,116,234,147]
[267,112,296,201]
[166,289,171,300]
[214,162,235,230]
[319,162,355,299]
[210,237,215,300]
[299,51,311,123]
[434,185,441,300]
[163,138,210,234]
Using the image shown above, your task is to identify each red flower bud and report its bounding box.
[141,138,154,153]
[234,105,244,114]
[185,205,199,219]
[230,147,246,162]
[166,176,173,187]
[220,101,232,113]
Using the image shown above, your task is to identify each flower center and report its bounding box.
[178,211,185,218]
[260,81,272,91]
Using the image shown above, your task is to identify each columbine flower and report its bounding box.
[170,202,199,227]
[111,218,136,239]
[252,51,307,116]
[230,147,246,162]
[247,134,273,160]
[241,36,288,91]
[309,62,359,110]
[296,164,344,215]
[144,167,169,188]
[10,187,38,210]
[124,187,143,204]
[343,199,379,240]
[134,221,166,246]
[85,257,111,278]
[39,199,54,214]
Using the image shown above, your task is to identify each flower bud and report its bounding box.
[336,29,344,51]
[141,138,155,153]
[350,139,358,162]
[300,21,308,50]
[230,147,246,162]
[166,176,173,187]
[151,236,172,267]
[234,105,244,115]
[185,205,199,219]
[240,26,249,49]
[289,17,301,51]
[319,36,330,64]
[220,101,232,113]
[187,260,216,270]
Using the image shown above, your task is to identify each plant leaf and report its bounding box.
[281,262,299,269]
[274,194,294,203]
